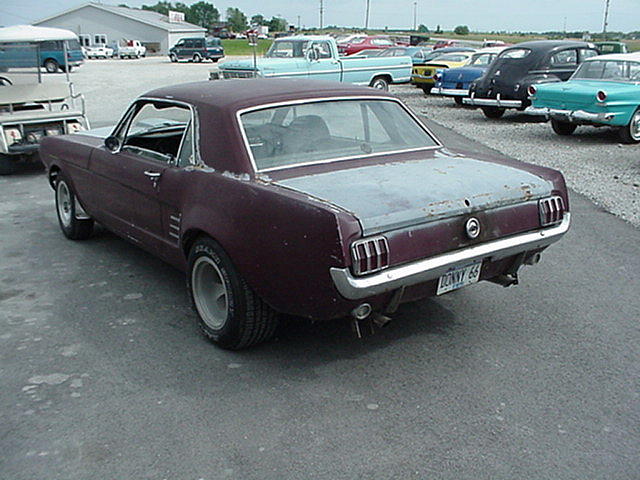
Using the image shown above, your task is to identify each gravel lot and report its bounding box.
[393,85,640,227]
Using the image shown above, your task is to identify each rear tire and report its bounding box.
[187,237,278,350]
[421,85,432,94]
[551,119,577,136]
[454,96,463,106]
[44,59,59,73]
[618,108,640,144]
[369,76,389,91]
[481,106,506,119]
[55,174,93,240]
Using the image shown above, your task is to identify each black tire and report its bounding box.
[187,237,278,350]
[0,154,18,175]
[60,65,72,73]
[481,106,506,119]
[454,96,463,106]
[193,53,202,63]
[369,76,389,91]
[421,85,432,94]
[55,174,93,240]
[618,108,640,144]
[44,59,59,73]
[551,119,577,136]
[169,53,177,63]
[212,58,219,63]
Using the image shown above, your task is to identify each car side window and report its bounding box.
[184,39,195,48]
[120,101,192,164]
[579,49,598,62]
[176,121,195,167]
[551,49,577,66]
[195,39,204,48]
[175,40,184,48]
[311,41,332,59]
[372,39,393,46]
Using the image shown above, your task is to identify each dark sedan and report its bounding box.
[40,79,570,349]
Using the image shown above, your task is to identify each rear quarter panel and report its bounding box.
[340,56,412,84]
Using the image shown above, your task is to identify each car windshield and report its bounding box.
[432,54,468,62]
[572,60,640,82]
[240,99,438,172]
[265,40,309,58]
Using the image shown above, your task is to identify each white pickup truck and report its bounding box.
[119,40,146,59]
[212,35,412,91]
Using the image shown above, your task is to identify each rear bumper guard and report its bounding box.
[463,92,522,108]
[330,214,570,300]
[431,87,469,97]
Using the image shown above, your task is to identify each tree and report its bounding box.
[187,1,220,27]
[268,16,288,32]
[226,8,248,32]
[141,1,172,15]
[417,24,429,33]
[454,25,469,35]
[251,14,265,26]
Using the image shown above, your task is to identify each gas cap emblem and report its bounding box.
[465,217,481,239]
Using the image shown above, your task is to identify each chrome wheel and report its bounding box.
[370,77,389,91]
[631,110,640,141]
[191,256,228,330]
[56,180,72,227]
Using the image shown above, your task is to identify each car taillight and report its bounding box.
[538,196,565,227]
[66,122,85,133]
[528,85,537,96]
[596,90,607,102]
[351,236,389,276]
[3,127,22,145]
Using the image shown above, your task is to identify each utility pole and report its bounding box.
[297,15,301,31]
[413,1,417,31]
[563,16,567,37]
[602,0,610,35]
[319,0,324,30]
[365,0,371,31]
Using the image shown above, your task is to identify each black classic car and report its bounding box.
[464,41,600,118]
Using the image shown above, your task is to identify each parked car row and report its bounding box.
[419,40,639,144]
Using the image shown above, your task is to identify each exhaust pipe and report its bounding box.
[372,313,392,328]
[488,274,519,288]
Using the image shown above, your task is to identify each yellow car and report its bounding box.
[411,51,475,93]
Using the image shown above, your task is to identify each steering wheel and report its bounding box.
[0,76,12,86]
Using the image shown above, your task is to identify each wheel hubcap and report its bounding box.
[56,181,72,227]
[192,257,228,330]
[631,111,640,141]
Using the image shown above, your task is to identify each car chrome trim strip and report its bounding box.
[329,213,571,300]
[235,96,443,174]
[524,106,616,122]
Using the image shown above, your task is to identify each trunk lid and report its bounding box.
[276,154,553,236]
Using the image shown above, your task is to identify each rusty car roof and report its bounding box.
[144,78,393,112]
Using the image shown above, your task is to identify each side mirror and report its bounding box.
[104,135,120,152]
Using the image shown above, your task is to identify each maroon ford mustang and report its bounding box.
[40,79,570,349]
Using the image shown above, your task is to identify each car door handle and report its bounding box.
[144,170,161,187]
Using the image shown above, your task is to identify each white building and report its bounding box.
[33,2,206,54]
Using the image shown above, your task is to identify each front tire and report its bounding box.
[193,53,203,63]
[169,53,177,63]
[187,237,278,350]
[0,154,18,175]
[369,76,389,91]
[421,85,432,94]
[454,96,463,106]
[618,108,640,144]
[55,174,93,240]
[551,119,577,136]
[481,106,506,119]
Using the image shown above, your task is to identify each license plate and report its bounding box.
[436,260,482,295]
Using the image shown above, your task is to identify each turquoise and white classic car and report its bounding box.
[526,52,640,143]
[210,36,412,91]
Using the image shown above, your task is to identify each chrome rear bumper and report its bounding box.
[431,87,469,97]
[525,106,615,122]
[330,214,570,300]
[463,93,522,108]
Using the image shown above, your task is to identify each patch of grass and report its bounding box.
[221,39,273,56]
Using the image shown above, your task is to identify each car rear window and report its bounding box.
[240,99,438,171]
[499,48,531,59]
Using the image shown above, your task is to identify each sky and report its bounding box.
[0,0,638,32]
